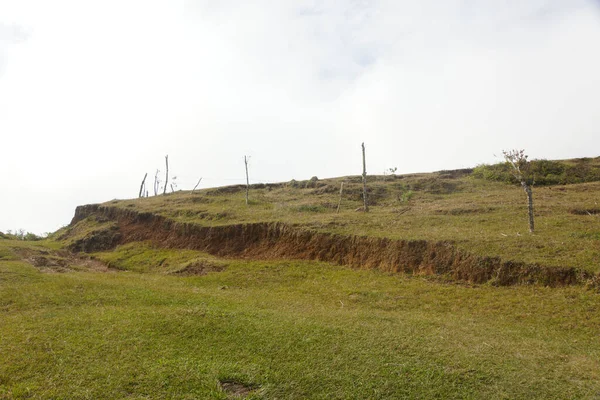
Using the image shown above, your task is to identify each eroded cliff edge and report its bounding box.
[64,203,596,287]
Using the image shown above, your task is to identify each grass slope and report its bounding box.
[104,161,600,272]
[3,157,600,399]
[1,239,600,399]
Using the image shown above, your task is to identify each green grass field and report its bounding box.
[2,158,600,398]
[1,238,600,399]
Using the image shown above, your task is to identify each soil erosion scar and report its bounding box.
[69,204,595,287]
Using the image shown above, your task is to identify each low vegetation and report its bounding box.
[96,157,600,273]
[0,229,46,241]
[2,156,600,398]
[93,241,226,274]
[1,238,600,398]
[472,156,600,186]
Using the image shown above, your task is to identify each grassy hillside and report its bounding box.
[2,157,600,399]
[1,238,600,399]
[96,158,600,272]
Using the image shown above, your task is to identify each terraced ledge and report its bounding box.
[68,204,598,287]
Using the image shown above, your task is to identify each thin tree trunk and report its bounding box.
[522,182,534,233]
[362,143,369,212]
[154,170,159,196]
[170,183,175,193]
[192,178,203,194]
[138,173,147,198]
[244,156,250,205]
[163,155,169,195]
[336,181,344,214]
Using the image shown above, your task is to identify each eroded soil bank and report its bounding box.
[68,204,596,287]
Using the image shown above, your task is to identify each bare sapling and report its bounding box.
[336,181,345,213]
[153,169,160,196]
[138,173,147,198]
[503,149,534,233]
[163,155,169,195]
[244,155,250,205]
[192,178,203,194]
[362,142,369,212]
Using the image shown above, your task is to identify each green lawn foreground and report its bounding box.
[1,240,600,399]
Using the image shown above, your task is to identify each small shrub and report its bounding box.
[399,190,414,203]
[472,163,515,184]
[305,176,320,188]
[23,232,44,241]
[530,159,565,180]
[1,229,45,241]
[472,159,600,186]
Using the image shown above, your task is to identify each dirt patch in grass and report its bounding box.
[171,260,227,276]
[219,379,257,398]
[13,247,111,273]
[570,208,600,216]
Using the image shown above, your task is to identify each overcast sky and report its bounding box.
[1,0,599,234]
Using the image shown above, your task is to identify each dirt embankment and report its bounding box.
[13,246,110,273]
[69,204,596,287]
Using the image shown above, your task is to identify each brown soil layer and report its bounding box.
[70,204,596,287]
[14,247,111,273]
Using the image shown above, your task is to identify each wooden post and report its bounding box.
[362,142,369,212]
[192,178,203,194]
[163,155,169,195]
[244,155,250,205]
[138,173,147,198]
[522,182,534,233]
[336,181,345,213]
[153,169,159,196]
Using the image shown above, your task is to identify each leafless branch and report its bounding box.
[138,173,147,198]
[163,155,169,195]
[192,178,203,194]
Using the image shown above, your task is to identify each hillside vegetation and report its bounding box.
[472,156,600,186]
[66,156,600,273]
[1,237,600,399]
[2,156,600,399]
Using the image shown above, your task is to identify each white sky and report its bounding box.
[1,0,599,234]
